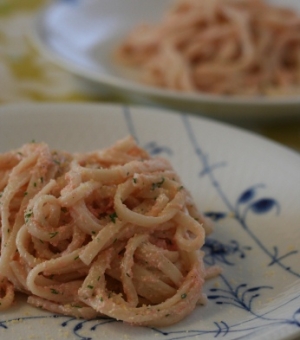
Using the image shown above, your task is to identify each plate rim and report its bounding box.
[1,101,300,159]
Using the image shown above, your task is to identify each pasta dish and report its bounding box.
[0,136,216,327]
[116,0,300,96]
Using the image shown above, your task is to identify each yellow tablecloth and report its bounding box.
[1,0,300,153]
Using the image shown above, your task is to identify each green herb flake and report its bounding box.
[50,288,59,294]
[181,293,187,299]
[151,177,165,191]
[109,212,118,223]
[24,210,33,223]
[72,304,82,308]
[49,231,58,239]
[87,285,94,289]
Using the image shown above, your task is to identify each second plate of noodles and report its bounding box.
[116,0,300,96]
[31,0,300,118]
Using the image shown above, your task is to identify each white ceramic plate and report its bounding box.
[30,0,300,119]
[0,103,300,340]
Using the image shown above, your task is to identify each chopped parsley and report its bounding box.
[151,177,165,190]
[49,231,58,239]
[109,212,118,223]
[72,304,82,308]
[24,210,33,223]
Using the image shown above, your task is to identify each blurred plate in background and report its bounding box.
[30,0,300,119]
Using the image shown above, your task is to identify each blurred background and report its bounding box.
[1,0,300,152]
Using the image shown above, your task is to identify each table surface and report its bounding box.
[1,0,300,154]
